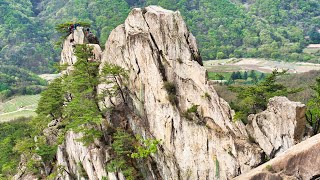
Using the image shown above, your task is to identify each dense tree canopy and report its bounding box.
[229,70,300,123]
[1,0,319,77]
[0,65,47,100]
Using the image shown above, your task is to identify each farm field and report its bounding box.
[0,95,40,122]
[204,58,320,74]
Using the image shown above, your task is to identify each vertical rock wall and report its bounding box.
[100,6,262,179]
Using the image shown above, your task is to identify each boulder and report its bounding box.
[246,97,306,158]
[234,133,320,180]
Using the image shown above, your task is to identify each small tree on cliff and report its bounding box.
[229,70,300,124]
[63,44,103,145]
[36,78,64,119]
[306,77,320,135]
[100,63,128,106]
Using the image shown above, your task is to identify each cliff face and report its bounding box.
[34,6,310,180]
[100,6,262,179]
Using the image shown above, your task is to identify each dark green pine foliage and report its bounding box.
[107,129,160,180]
[306,78,320,135]
[0,118,33,177]
[63,44,102,145]
[107,129,137,180]
[100,62,129,105]
[229,70,300,123]
[36,78,64,119]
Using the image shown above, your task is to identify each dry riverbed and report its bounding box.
[204,58,320,73]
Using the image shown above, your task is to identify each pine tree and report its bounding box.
[229,70,300,123]
[243,71,248,80]
[100,63,128,105]
[309,27,320,44]
[62,44,103,144]
[259,73,266,80]
[235,71,242,79]
[306,78,320,135]
[249,70,258,83]
[231,72,237,80]
[36,78,64,119]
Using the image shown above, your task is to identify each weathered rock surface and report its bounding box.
[60,27,102,75]
[100,6,263,179]
[246,97,306,158]
[51,5,311,180]
[234,133,320,180]
[56,132,108,180]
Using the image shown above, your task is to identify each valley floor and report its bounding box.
[204,58,320,74]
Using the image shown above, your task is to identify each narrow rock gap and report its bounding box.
[141,10,168,81]
[184,33,203,66]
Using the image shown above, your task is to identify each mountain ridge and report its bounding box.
[11,6,314,180]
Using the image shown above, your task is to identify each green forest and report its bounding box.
[1,0,320,73]
[1,0,320,98]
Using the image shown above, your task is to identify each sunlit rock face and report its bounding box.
[246,97,306,158]
[52,5,308,180]
[100,6,263,179]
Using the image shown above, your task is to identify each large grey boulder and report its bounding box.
[234,133,320,180]
[246,97,306,158]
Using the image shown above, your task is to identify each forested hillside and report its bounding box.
[1,0,320,74]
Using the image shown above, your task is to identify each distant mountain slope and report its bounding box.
[0,65,47,100]
[0,0,58,73]
[0,0,319,74]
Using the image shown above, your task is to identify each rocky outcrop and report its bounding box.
[56,132,107,180]
[52,5,310,180]
[14,155,39,180]
[60,27,102,74]
[100,6,263,179]
[246,97,306,158]
[234,133,320,180]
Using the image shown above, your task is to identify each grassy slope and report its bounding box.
[0,95,40,122]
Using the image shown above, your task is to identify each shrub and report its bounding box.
[182,104,200,120]
[216,52,226,59]
[203,92,211,100]
[163,81,176,95]
[265,165,274,172]
[163,81,177,105]
[187,104,199,113]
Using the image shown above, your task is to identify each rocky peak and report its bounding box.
[42,5,310,180]
[101,6,263,179]
[60,27,102,75]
